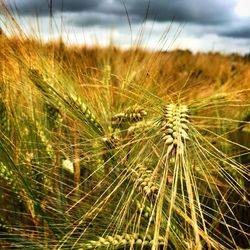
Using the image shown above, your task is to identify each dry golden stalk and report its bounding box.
[73,126,80,196]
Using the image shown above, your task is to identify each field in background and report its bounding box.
[0,25,250,249]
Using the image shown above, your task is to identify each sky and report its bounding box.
[2,0,250,54]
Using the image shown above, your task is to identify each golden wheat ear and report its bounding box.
[129,164,158,197]
[161,103,190,155]
[111,105,147,130]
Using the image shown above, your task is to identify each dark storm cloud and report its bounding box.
[70,12,140,27]
[4,0,100,16]
[68,0,236,28]
[126,0,235,25]
[220,26,250,39]
[5,0,235,25]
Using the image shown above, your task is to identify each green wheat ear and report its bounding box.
[79,234,165,249]
[28,68,104,135]
[44,102,63,130]
[0,162,22,203]
[136,200,154,220]
[0,99,9,134]
[35,121,56,161]
[239,109,250,130]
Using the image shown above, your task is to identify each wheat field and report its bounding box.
[0,4,250,250]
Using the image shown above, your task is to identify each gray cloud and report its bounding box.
[67,0,237,28]
[4,0,100,15]
[69,12,140,27]
[5,0,235,25]
[220,26,250,39]
[4,0,250,42]
[126,0,235,25]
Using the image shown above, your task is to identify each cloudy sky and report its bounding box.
[2,0,250,54]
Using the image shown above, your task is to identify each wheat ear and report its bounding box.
[0,162,22,202]
[28,68,104,135]
[161,103,190,155]
[129,164,158,197]
[79,233,165,249]
[112,105,147,128]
